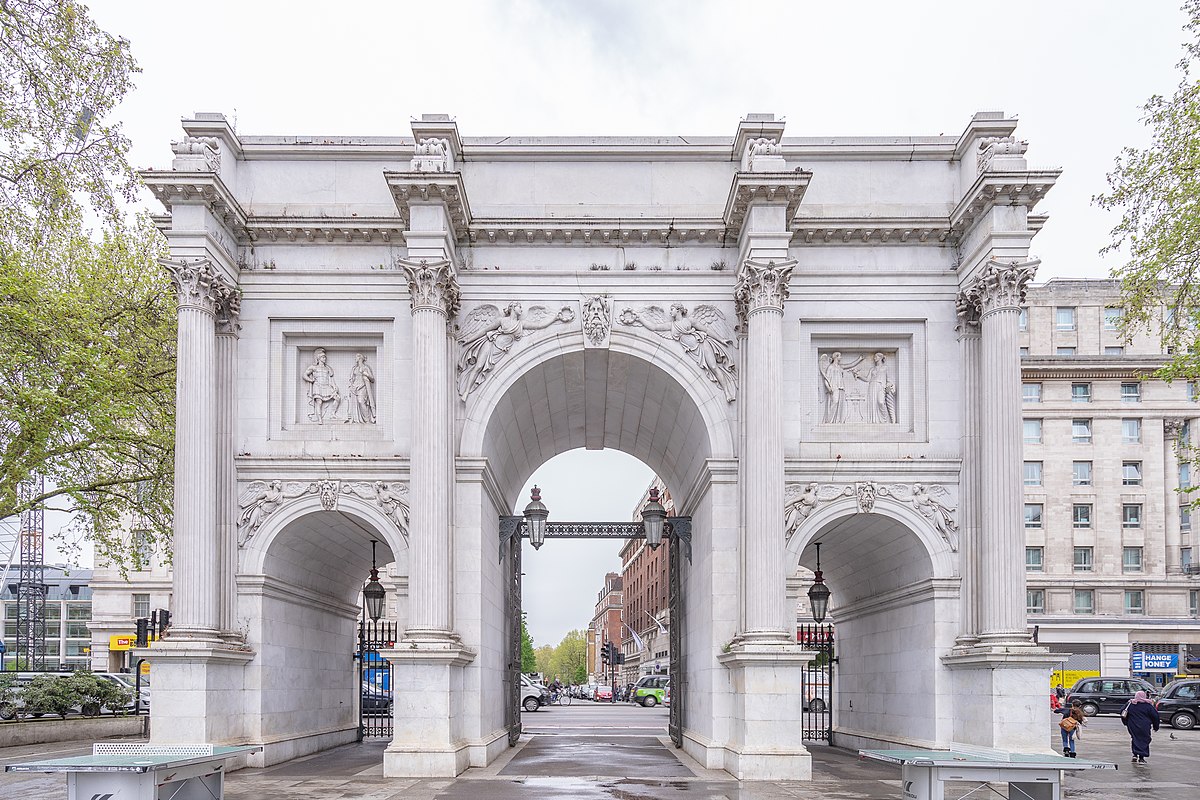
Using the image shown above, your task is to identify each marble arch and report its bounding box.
[143,111,1061,781]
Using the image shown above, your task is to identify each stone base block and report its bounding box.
[942,644,1061,753]
[383,742,471,778]
[136,640,254,746]
[380,641,476,778]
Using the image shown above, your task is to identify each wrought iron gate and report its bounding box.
[666,519,690,748]
[798,623,834,742]
[357,619,397,739]
[499,516,523,746]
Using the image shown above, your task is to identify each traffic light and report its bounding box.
[601,642,610,665]
[157,609,171,636]
[135,617,150,648]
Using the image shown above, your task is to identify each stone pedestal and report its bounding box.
[381,644,476,777]
[717,645,814,780]
[138,641,253,746]
[941,648,1061,753]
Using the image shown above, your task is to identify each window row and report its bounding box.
[1026,588,1150,615]
[1022,460,1143,486]
[1025,545,1156,573]
[1023,382,1200,403]
[1024,502,1143,528]
[1019,306,1124,332]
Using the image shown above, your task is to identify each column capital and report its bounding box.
[161,257,238,316]
[399,258,460,317]
[959,258,1039,317]
[1164,417,1186,440]
[735,258,796,324]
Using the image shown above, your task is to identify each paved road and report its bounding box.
[1,703,1197,798]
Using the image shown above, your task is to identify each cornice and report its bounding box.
[245,217,404,244]
[791,217,954,245]
[383,171,472,238]
[467,218,727,246]
[723,171,812,239]
[141,170,248,235]
[950,169,1060,232]
[1021,357,1165,380]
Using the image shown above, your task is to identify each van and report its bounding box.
[521,674,548,712]
[632,675,669,707]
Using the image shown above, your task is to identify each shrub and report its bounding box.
[22,675,80,719]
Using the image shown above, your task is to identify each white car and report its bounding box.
[520,674,549,712]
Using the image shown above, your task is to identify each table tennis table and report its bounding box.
[859,748,1117,800]
[5,742,259,800]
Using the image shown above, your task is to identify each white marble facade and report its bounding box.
[141,112,1062,778]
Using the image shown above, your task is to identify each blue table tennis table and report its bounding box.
[5,742,259,800]
[859,748,1117,800]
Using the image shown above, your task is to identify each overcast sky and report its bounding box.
[34,0,1192,646]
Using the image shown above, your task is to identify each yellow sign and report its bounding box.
[1051,669,1100,690]
[140,661,150,675]
[110,635,136,651]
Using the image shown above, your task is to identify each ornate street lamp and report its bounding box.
[362,539,386,622]
[641,487,667,549]
[807,542,831,624]
[524,485,549,550]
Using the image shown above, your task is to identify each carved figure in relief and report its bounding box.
[888,483,958,543]
[374,482,411,543]
[347,353,377,424]
[455,302,576,400]
[819,351,897,424]
[783,483,843,541]
[303,348,341,424]
[862,353,897,424]
[619,303,738,402]
[818,352,863,423]
[236,480,309,545]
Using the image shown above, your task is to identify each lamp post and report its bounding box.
[362,539,386,623]
[524,486,549,549]
[641,487,667,549]
[807,542,831,624]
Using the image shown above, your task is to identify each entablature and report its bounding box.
[950,170,1060,233]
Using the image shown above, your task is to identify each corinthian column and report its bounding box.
[735,258,795,642]
[215,296,241,640]
[962,258,1039,645]
[162,258,237,642]
[1164,418,1185,571]
[400,258,460,642]
[954,301,982,647]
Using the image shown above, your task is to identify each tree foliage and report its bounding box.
[0,1,174,563]
[520,614,537,672]
[1098,1,1200,381]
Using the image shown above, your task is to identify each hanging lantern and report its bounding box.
[641,487,667,549]
[524,485,549,549]
[808,542,831,624]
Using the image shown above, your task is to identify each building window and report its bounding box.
[1074,546,1094,572]
[1074,589,1094,615]
[1123,546,1144,573]
[1122,504,1143,528]
[1122,418,1141,443]
[1019,307,1028,330]
[1056,307,1076,331]
[1072,419,1093,443]
[1024,461,1043,486]
[1123,461,1143,486]
[1027,589,1045,614]
[1073,503,1092,528]
[1058,346,1077,356]
[1124,589,1145,615]
[1072,461,1092,486]
[1189,381,1199,402]
[1026,546,1044,572]
[1181,463,1192,489]
[1019,347,1030,357]
[1182,506,1192,531]
[1121,382,1142,402]
[1024,503,1043,528]
[1023,383,1043,403]
[1190,589,1198,617]
[1183,547,1193,569]
[1071,382,1092,402]
[1105,346,1125,355]
[1104,307,1123,330]
[132,594,150,618]
[1024,418,1043,444]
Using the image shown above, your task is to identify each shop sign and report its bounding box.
[1131,652,1178,672]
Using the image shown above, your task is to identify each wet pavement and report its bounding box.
[1,703,1197,798]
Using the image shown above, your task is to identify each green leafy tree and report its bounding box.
[520,614,537,673]
[68,673,132,716]
[549,629,588,685]
[22,674,80,719]
[0,1,175,562]
[0,674,18,720]
[1098,1,1200,383]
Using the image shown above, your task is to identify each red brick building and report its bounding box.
[619,478,675,684]
[588,572,623,681]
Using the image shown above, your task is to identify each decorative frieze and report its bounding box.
[453,302,576,400]
[237,479,411,547]
[735,258,795,323]
[619,303,738,402]
[400,258,461,317]
[784,481,959,549]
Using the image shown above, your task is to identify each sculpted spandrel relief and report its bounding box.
[237,479,410,547]
[619,304,738,402]
[818,350,897,424]
[301,348,377,424]
[455,302,576,400]
[784,481,959,549]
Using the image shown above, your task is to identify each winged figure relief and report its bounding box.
[886,483,958,547]
[619,303,738,402]
[455,302,576,400]
[784,483,846,541]
[342,481,411,544]
[236,480,310,545]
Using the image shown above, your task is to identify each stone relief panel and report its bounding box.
[618,303,738,402]
[581,295,612,348]
[817,349,898,425]
[237,479,410,547]
[297,347,379,425]
[454,302,576,401]
[784,481,958,550]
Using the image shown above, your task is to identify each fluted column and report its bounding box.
[961,258,1038,644]
[1164,418,1185,571]
[401,258,460,641]
[162,258,237,642]
[955,303,982,646]
[215,301,241,639]
[735,259,795,641]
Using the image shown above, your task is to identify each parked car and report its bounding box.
[1155,678,1200,730]
[664,683,670,707]
[520,674,549,712]
[361,681,391,714]
[582,684,597,700]
[1065,677,1158,716]
[632,675,669,707]
[594,684,613,701]
[95,673,149,714]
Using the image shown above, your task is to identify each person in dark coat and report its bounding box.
[1121,690,1160,764]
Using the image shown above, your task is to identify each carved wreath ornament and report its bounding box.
[784,481,959,550]
[237,479,410,548]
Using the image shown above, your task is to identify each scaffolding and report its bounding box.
[14,477,47,670]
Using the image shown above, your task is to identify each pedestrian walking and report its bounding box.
[1121,690,1160,764]
[1058,701,1086,758]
